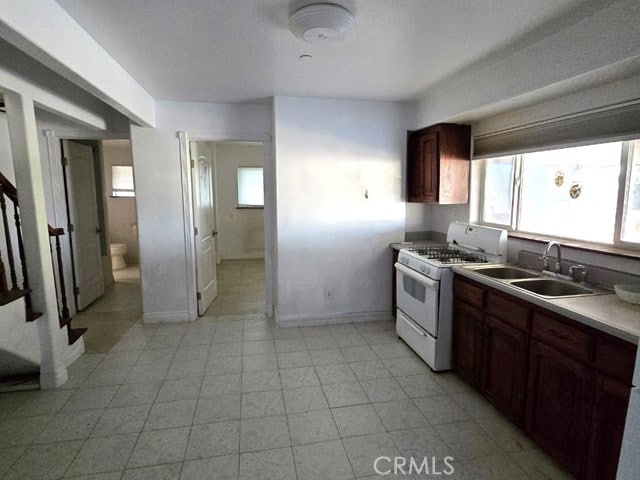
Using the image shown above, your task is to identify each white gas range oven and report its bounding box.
[395,222,508,371]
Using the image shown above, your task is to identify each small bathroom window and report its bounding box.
[112,165,135,197]
[237,167,264,208]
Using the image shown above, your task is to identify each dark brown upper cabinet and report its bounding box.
[407,123,471,204]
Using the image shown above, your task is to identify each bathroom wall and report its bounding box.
[213,142,265,260]
[102,139,139,263]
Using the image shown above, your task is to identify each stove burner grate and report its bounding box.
[407,246,488,264]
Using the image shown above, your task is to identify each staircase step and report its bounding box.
[59,315,72,329]
[0,289,29,306]
[26,310,43,322]
[0,373,40,393]
[67,327,87,345]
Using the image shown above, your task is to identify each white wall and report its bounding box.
[0,298,40,375]
[102,139,139,263]
[130,101,272,322]
[273,97,408,323]
[213,142,264,260]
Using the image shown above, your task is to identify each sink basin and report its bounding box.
[511,279,594,297]
[473,266,539,280]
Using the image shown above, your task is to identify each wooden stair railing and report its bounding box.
[0,171,83,344]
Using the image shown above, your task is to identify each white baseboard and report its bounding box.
[142,310,193,324]
[276,310,393,328]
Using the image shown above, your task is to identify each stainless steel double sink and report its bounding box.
[466,265,610,298]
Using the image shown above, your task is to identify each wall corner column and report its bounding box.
[4,90,68,389]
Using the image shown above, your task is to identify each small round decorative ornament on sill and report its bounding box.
[569,182,582,199]
[554,171,565,187]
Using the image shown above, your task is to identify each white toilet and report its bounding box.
[110,243,128,270]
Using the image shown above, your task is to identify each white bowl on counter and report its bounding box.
[614,284,640,305]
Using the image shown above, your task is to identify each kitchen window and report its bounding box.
[237,166,264,208]
[478,139,640,248]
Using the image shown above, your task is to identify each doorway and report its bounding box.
[185,137,270,318]
[101,139,140,288]
[60,138,142,352]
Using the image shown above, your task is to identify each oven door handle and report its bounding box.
[394,262,439,290]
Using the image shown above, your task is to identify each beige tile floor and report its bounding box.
[0,260,573,479]
[72,265,143,353]
[204,259,266,317]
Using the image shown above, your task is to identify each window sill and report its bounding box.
[508,231,640,260]
[236,205,264,210]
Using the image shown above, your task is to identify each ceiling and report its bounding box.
[55,0,588,104]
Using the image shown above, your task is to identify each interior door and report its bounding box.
[62,140,104,310]
[191,141,218,315]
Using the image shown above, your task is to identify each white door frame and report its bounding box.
[43,129,128,316]
[178,131,275,321]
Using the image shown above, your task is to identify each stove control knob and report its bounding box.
[420,265,426,273]
[400,256,407,264]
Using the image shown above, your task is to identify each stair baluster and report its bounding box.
[49,227,70,323]
[14,203,32,314]
[0,183,18,290]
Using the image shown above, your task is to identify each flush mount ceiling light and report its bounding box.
[289,3,356,43]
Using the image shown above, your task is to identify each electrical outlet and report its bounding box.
[325,288,333,300]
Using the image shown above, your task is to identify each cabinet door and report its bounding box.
[452,300,483,388]
[482,315,529,425]
[526,340,593,477]
[407,131,438,202]
[585,375,631,480]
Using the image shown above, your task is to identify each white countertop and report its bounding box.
[452,265,640,344]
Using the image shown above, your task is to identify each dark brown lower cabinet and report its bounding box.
[451,274,636,480]
[526,340,593,477]
[585,375,632,480]
[452,300,483,388]
[482,315,528,425]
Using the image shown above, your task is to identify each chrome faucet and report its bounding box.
[540,241,562,274]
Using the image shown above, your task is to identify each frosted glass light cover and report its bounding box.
[289,3,355,43]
